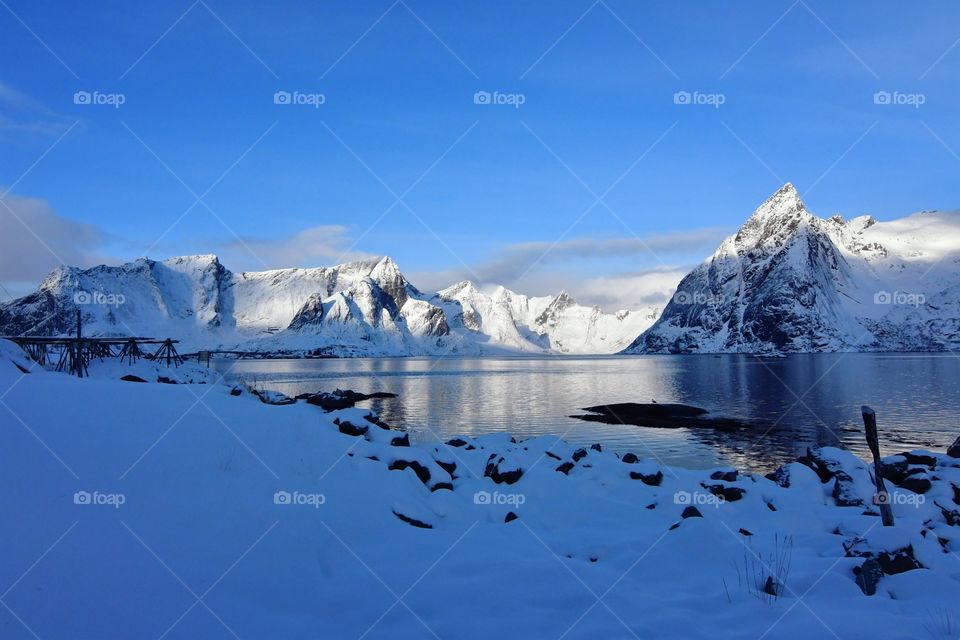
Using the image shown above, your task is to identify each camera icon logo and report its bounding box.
[673,491,691,505]
[873,491,891,506]
[73,491,91,505]
[273,91,292,105]
[73,291,92,305]
[673,91,691,105]
[873,91,891,105]
[873,291,892,305]
[473,490,492,505]
[672,290,692,305]
[73,91,92,105]
[273,490,291,505]
[473,91,491,105]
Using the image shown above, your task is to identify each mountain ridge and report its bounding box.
[0,254,658,356]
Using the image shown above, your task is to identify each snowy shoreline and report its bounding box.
[2,340,959,639]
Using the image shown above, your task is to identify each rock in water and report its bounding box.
[948,435,960,458]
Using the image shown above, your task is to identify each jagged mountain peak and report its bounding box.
[751,182,804,219]
[625,186,960,354]
[436,280,478,298]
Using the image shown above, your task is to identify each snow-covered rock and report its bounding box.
[0,256,656,357]
[625,183,960,353]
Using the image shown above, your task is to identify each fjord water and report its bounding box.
[215,354,960,471]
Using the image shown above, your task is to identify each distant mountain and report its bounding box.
[624,183,960,354]
[0,255,660,356]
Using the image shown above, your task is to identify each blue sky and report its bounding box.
[2,0,960,307]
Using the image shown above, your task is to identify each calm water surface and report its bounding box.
[214,354,960,471]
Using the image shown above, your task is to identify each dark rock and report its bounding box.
[681,506,702,519]
[767,466,791,488]
[545,451,562,461]
[435,460,456,477]
[392,510,432,529]
[388,460,431,485]
[953,483,960,505]
[797,451,834,483]
[504,511,518,523]
[879,457,909,484]
[669,522,680,531]
[590,443,602,452]
[120,374,147,383]
[710,470,738,482]
[390,433,411,447]
[446,438,468,448]
[878,548,921,575]
[900,451,937,468]
[337,421,369,437]
[572,448,587,462]
[556,462,575,475]
[621,453,639,464]
[702,483,745,502]
[630,470,663,486]
[229,386,243,396]
[571,402,748,432]
[948,436,960,458]
[738,528,753,536]
[762,576,779,597]
[430,482,453,492]
[303,393,353,411]
[766,501,777,512]
[156,376,178,384]
[935,501,960,526]
[854,558,884,596]
[645,503,656,510]
[832,471,864,507]
[899,476,932,494]
[366,455,379,461]
[484,457,523,485]
[847,545,921,576]
[363,414,392,430]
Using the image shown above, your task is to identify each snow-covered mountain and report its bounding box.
[624,183,960,353]
[0,255,658,356]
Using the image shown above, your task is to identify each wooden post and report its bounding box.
[861,406,894,527]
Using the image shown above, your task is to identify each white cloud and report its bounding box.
[0,194,106,295]
[220,224,375,272]
[0,82,74,136]
[409,227,727,311]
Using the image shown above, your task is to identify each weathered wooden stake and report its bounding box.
[861,405,894,527]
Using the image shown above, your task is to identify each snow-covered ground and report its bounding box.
[2,339,959,639]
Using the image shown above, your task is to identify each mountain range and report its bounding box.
[2,183,959,356]
[0,254,659,356]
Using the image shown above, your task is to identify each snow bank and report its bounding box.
[1,359,959,639]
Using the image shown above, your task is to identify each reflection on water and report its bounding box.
[214,354,960,471]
